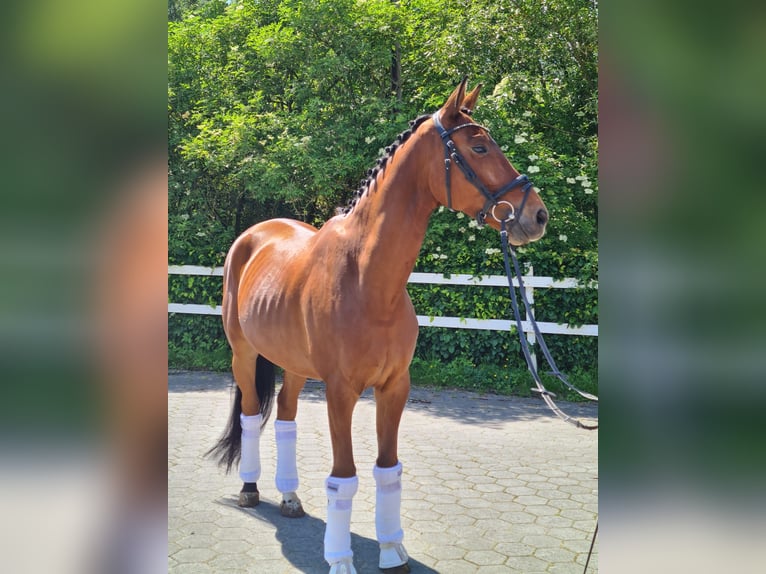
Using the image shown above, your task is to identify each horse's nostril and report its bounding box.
[536,208,549,226]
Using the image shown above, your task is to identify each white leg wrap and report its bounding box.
[324,475,358,565]
[373,462,404,544]
[274,419,299,493]
[239,413,262,483]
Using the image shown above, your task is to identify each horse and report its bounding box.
[207,78,549,574]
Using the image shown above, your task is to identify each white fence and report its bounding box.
[168,265,598,339]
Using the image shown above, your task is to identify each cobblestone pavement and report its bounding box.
[169,371,598,573]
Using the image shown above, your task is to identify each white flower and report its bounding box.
[527,165,540,173]
[196,231,206,237]
[179,214,189,221]
[501,145,509,152]
[364,136,375,144]
[575,175,585,181]
[435,246,441,251]
[484,247,501,255]
[468,234,476,242]
[459,227,466,233]
[514,135,528,144]
[468,219,479,228]
[559,234,568,242]
[455,212,465,219]
[438,206,445,213]
[523,110,533,117]
[580,179,591,187]
[584,188,594,195]
[528,154,539,161]
[439,254,448,260]
[566,177,576,184]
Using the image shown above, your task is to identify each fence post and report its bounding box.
[524,265,537,371]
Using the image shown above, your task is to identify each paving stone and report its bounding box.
[533,545,576,563]
[521,534,562,548]
[503,554,550,572]
[168,372,598,573]
[433,559,479,573]
[464,549,506,565]
[493,541,535,556]
[172,547,216,564]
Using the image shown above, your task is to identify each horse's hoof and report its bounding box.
[329,557,357,574]
[379,542,409,572]
[280,492,305,518]
[237,490,260,507]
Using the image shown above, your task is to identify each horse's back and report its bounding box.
[226,217,317,274]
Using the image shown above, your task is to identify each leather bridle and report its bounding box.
[431,111,535,227]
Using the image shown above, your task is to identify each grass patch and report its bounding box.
[169,343,231,372]
[409,357,597,401]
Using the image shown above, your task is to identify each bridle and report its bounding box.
[432,111,535,227]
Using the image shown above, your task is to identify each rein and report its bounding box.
[432,112,533,226]
[499,218,598,430]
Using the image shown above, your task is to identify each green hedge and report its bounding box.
[168,0,598,396]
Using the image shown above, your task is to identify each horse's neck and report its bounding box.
[344,146,437,308]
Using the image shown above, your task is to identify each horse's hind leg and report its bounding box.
[274,371,307,517]
[373,373,411,572]
[232,346,275,507]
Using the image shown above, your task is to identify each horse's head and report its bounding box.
[430,78,549,245]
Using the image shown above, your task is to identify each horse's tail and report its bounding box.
[206,355,276,473]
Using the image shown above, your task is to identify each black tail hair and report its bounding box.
[205,355,276,473]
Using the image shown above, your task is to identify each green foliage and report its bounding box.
[169,314,231,371]
[168,0,598,394]
[410,357,597,402]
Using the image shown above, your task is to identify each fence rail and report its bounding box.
[168,265,598,338]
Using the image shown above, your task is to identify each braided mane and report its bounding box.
[341,114,432,215]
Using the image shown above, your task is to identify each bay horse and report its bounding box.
[208,79,549,574]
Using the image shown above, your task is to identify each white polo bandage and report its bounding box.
[373,462,404,544]
[239,413,262,483]
[324,475,358,564]
[274,419,299,493]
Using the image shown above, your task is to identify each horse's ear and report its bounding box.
[441,77,469,120]
[462,83,483,114]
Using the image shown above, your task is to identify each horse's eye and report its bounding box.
[471,145,488,154]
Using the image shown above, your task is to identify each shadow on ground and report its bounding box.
[169,371,597,427]
[215,497,437,574]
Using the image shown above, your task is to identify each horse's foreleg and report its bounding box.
[324,382,360,572]
[274,371,307,517]
[373,374,411,572]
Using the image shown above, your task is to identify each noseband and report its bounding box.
[432,112,535,227]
